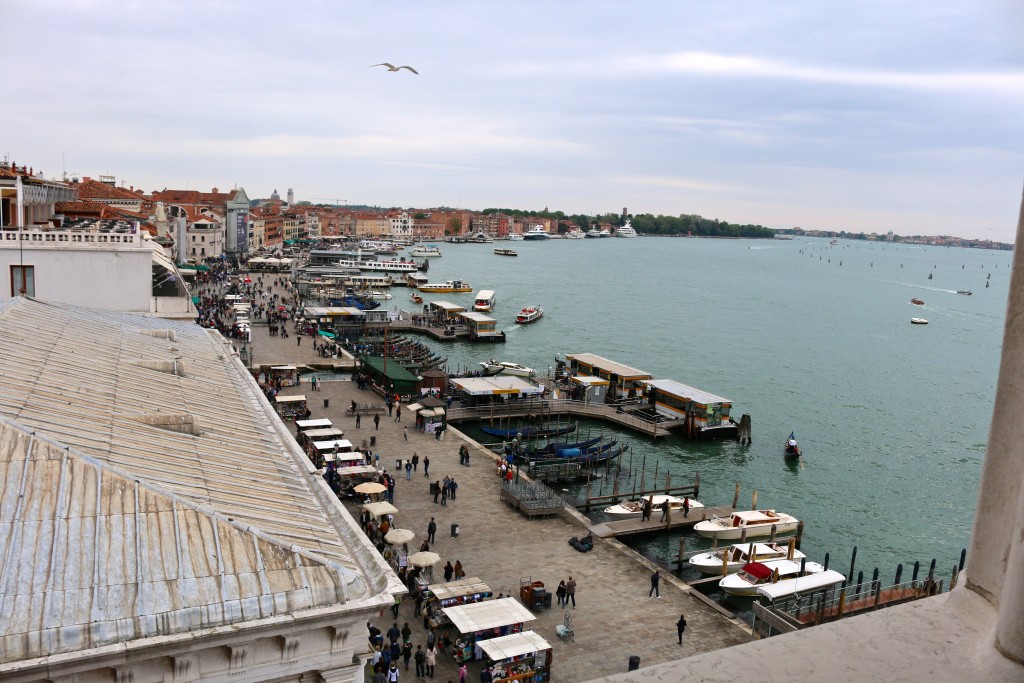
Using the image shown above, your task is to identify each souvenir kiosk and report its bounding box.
[269,365,300,387]
[441,598,536,664]
[479,631,552,683]
[300,427,345,449]
[274,394,307,420]
[313,439,361,466]
[423,577,493,629]
[296,418,333,431]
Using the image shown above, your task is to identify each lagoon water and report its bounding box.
[394,236,1011,578]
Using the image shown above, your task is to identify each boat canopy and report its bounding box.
[442,597,536,634]
[643,378,731,406]
[478,631,552,661]
[450,376,544,396]
[756,570,847,600]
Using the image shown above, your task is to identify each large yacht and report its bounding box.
[615,220,638,238]
[523,226,550,240]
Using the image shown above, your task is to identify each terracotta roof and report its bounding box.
[55,200,106,216]
[76,179,144,202]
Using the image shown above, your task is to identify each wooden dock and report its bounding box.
[588,505,737,539]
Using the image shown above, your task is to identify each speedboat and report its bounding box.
[615,220,638,238]
[515,305,544,324]
[523,226,550,240]
[584,228,601,238]
[410,293,424,304]
[688,542,806,576]
[367,291,393,300]
[719,560,840,597]
[694,509,800,540]
[407,244,442,257]
[565,229,585,239]
[479,360,535,377]
[957,290,973,295]
[418,280,473,293]
[603,494,704,516]
[911,318,928,325]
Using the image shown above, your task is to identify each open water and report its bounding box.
[388,236,1011,581]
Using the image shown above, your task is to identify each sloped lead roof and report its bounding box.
[0,297,390,662]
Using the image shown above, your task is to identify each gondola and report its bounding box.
[480,423,577,439]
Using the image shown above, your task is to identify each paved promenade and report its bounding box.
[240,294,749,682]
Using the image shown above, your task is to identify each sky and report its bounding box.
[6,0,1024,240]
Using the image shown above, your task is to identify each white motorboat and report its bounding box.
[367,291,393,300]
[615,220,638,238]
[473,290,496,312]
[911,318,928,325]
[603,494,704,517]
[584,228,601,238]
[523,226,550,240]
[515,305,544,324]
[507,232,525,241]
[408,244,442,257]
[565,229,585,239]
[479,359,536,377]
[719,560,839,597]
[598,228,612,238]
[688,542,806,576]
[694,509,800,540]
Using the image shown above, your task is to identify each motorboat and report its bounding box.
[694,509,800,540]
[719,560,840,597]
[957,290,973,295]
[584,228,601,238]
[367,291,393,300]
[408,244,442,257]
[598,228,612,238]
[565,229,585,239]
[494,248,518,256]
[410,293,424,304]
[515,305,544,324]
[615,220,638,238]
[689,542,806,576]
[911,318,929,325]
[418,280,473,293]
[910,298,924,305]
[784,432,801,459]
[603,494,704,516]
[479,359,535,377]
[473,290,497,312]
[523,226,550,240]
[507,232,525,241]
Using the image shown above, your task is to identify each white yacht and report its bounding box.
[479,360,536,377]
[507,232,525,241]
[688,542,806,576]
[523,226,550,240]
[565,229,585,239]
[584,228,601,238]
[615,220,638,238]
[694,509,800,540]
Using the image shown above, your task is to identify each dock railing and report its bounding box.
[446,398,678,437]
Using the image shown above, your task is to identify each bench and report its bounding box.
[345,403,387,416]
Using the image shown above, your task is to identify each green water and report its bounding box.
[392,236,1010,578]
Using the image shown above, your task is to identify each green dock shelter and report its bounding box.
[360,355,420,398]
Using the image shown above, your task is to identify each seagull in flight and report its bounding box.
[370,63,419,74]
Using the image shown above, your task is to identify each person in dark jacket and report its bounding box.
[443,561,454,582]
[677,613,687,645]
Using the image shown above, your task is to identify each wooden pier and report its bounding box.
[588,505,737,539]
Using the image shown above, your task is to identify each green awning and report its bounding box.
[192,296,200,304]
[318,331,336,339]
[195,264,210,272]
[284,239,297,245]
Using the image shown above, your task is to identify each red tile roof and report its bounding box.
[77,179,144,202]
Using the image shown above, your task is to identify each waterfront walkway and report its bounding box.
[239,288,750,682]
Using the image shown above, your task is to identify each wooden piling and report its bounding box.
[795,521,805,549]
[787,538,795,560]
[751,489,758,510]
[769,524,777,543]
[676,537,686,574]
[732,483,740,509]
[739,528,748,544]
[837,584,847,618]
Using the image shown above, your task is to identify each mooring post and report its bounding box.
[823,552,830,571]
[959,548,967,571]
[855,570,864,598]
[585,481,592,513]
[751,489,758,510]
[612,476,620,500]
[664,471,671,495]
[711,535,718,551]
[837,582,847,618]
[732,483,740,509]
[849,546,858,587]
[894,563,904,586]
[677,537,686,574]
[950,565,959,591]
[769,524,777,543]
[640,454,646,494]
[740,528,748,544]
[912,560,921,588]
[653,461,659,484]
[694,472,700,499]
[787,537,795,560]
[873,568,882,608]
[795,521,805,549]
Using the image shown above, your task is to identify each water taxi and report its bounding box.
[584,228,601,238]
[515,305,544,324]
[720,560,840,597]
[565,228,585,239]
[688,542,806,576]
[419,280,473,293]
[523,226,550,240]
[408,244,442,257]
[473,290,497,312]
[494,248,518,256]
[615,220,638,238]
[603,494,703,516]
[479,359,535,377]
[507,232,525,241]
[410,293,424,304]
[694,509,800,540]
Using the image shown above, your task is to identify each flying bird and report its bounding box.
[370,63,419,74]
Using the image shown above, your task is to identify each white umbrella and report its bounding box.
[355,482,388,494]
[408,551,441,567]
[363,501,398,517]
[385,528,416,545]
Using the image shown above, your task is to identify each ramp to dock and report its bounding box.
[589,505,737,538]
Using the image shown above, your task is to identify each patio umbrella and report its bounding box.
[408,551,441,567]
[354,482,388,494]
[385,528,416,545]
[363,501,398,517]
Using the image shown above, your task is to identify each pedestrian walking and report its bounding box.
[443,561,454,582]
[555,580,567,607]
[374,413,381,430]
[402,642,412,671]
[401,622,412,644]
[480,666,493,683]
[566,577,577,608]
[683,497,690,517]
[432,481,441,504]
[676,613,687,645]
[458,663,467,683]
[414,646,426,678]
[388,401,394,417]
[453,560,464,580]
[440,481,448,506]
[642,498,652,522]
[427,517,437,544]
[423,456,430,477]
[412,453,419,472]
[660,501,669,522]
[356,414,361,428]
[404,426,409,442]
[297,336,301,346]
[387,662,399,682]
[424,646,436,678]
[405,460,413,480]
[387,622,401,645]
[649,570,660,598]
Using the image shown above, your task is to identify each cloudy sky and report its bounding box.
[6,0,1024,239]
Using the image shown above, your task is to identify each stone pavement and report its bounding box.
[237,282,750,682]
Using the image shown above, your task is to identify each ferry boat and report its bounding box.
[719,560,840,597]
[359,259,420,273]
[418,280,473,293]
[479,359,535,377]
[688,542,806,576]
[515,305,544,324]
[522,226,550,241]
[408,244,442,257]
[694,509,800,540]
[494,248,518,256]
[507,232,525,241]
[603,494,703,517]
[473,290,497,312]
[615,220,638,238]
[584,228,601,238]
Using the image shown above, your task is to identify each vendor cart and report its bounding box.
[423,577,492,629]
[442,598,536,663]
[480,631,552,683]
[274,394,307,420]
[519,577,552,611]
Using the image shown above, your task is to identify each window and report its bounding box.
[11,265,35,296]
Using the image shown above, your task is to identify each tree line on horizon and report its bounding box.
[481,207,775,238]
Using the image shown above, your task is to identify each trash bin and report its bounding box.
[370,435,376,447]
[451,523,459,538]
[396,458,403,470]
[323,398,329,408]
[628,656,640,671]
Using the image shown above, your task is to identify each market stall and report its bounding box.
[417,407,446,436]
[296,418,333,430]
[269,365,300,387]
[422,577,493,629]
[312,439,361,465]
[274,394,307,420]
[300,427,345,448]
[479,631,552,683]
[442,598,537,663]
